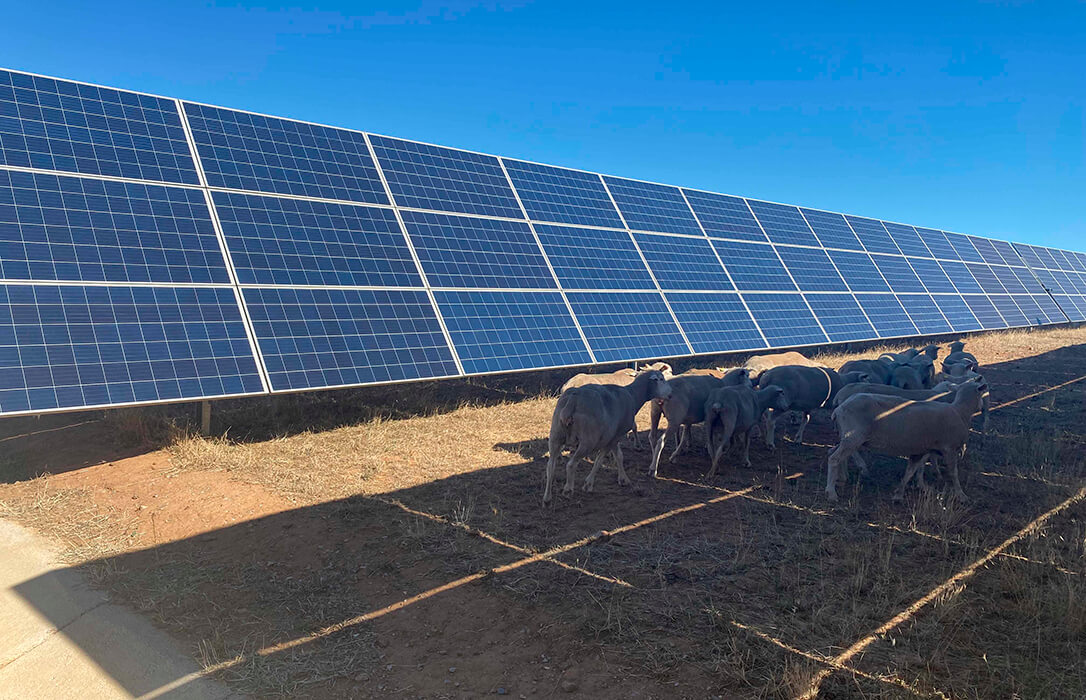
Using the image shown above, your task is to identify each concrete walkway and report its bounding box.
[0,519,235,699]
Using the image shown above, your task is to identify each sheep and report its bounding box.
[826,379,988,502]
[878,348,919,363]
[890,364,926,390]
[833,381,959,409]
[703,385,789,478]
[920,344,939,361]
[839,358,894,385]
[905,354,937,388]
[680,366,733,378]
[544,369,671,503]
[744,352,826,380]
[932,367,990,430]
[560,362,674,447]
[647,369,752,477]
[756,366,865,447]
[942,341,979,374]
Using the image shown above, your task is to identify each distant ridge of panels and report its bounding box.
[0,284,263,414]
[501,159,623,229]
[1,70,198,185]
[601,176,703,236]
[368,135,521,218]
[183,102,388,205]
[0,169,228,284]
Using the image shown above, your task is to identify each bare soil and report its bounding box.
[2,327,1085,698]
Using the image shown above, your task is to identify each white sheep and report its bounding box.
[703,384,789,478]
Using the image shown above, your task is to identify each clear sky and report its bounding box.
[2,1,1083,249]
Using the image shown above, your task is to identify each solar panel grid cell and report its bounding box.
[905,258,957,293]
[870,254,925,293]
[804,293,878,341]
[212,190,421,287]
[746,200,820,247]
[943,232,985,262]
[601,176,703,236]
[989,295,1029,327]
[965,263,1007,294]
[742,293,827,347]
[962,294,1007,329]
[939,260,985,294]
[774,245,849,292]
[882,222,932,258]
[933,294,983,331]
[665,292,766,353]
[968,236,1007,265]
[989,265,1028,294]
[633,233,734,291]
[534,224,655,290]
[855,294,918,338]
[0,170,228,284]
[683,189,767,242]
[1010,295,1049,326]
[566,291,689,362]
[712,240,796,291]
[800,209,863,251]
[846,216,900,255]
[501,159,624,229]
[826,250,891,292]
[0,70,199,185]
[897,294,952,334]
[914,227,959,260]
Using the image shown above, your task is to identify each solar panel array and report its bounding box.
[0,67,1081,416]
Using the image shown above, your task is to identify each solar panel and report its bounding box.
[1,70,198,184]
[742,293,828,347]
[434,290,590,373]
[846,216,900,255]
[212,190,420,287]
[774,245,849,292]
[897,294,953,335]
[961,294,1007,329]
[400,211,555,289]
[799,209,864,251]
[826,250,891,292]
[711,240,796,291]
[602,176,703,236]
[0,170,228,284]
[501,159,624,229]
[3,67,1085,417]
[183,103,388,205]
[882,222,932,258]
[0,284,263,414]
[855,294,918,338]
[243,286,457,390]
[683,189,767,242]
[804,294,878,341]
[746,200,820,247]
[368,135,522,218]
[934,294,983,332]
[565,291,689,362]
[665,292,766,353]
[870,254,925,293]
[633,233,734,291]
[534,223,654,290]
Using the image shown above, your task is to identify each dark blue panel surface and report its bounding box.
[634,233,733,291]
[0,70,198,184]
[933,294,983,331]
[915,227,959,260]
[1033,268,1067,294]
[805,294,878,342]
[1066,251,1086,272]
[1035,293,1068,323]
[501,159,623,228]
[213,191,420,287]
[602,176,702,236]
[906,257,957,293]
[367,135,521,217]
[684,189,767,242]
[943,232,984,262]
[846,216,900,255]
[566,291,689,362]
[799,209,863,251]
[400,211,554,289]
[774,245,848,292]
[244,286,457,390]
[1009,295,1050,326]
[962,294,1008,329]
[666,292,765,353]
[1012,243,1044,269]
[435,290,589,373]
[897,294,952,334]
[184,103,388,204]
[870,255,925,293]
[939,260,984,294]
[1033,246,1062,270]
[989,265,1028,294]
[1063,271,1086,294]
[826,250,890,292]
[712,240,796,291]
[1050,269,1079,295]
[855,294,918,338]
[1054,295,1086,322]
[746,200,819,247]
[0,284,262,414]
[0,170,227,284]
[989,295,1028,327]
[741,293,828,347]
[882,222,932,258]
[534,224,654,291]
[965,263,1006,294]
[1048,248,1076,271]
[989,239,1023,266]
[1009,267,1045,294]
[968,236,1006,265]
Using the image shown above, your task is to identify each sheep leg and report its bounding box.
[826,442,853,502]
[740,431,752,467]
[981,394,990,433]
[946,449,968,501]
[614,444,630,487]
[794,411,810,444]
[764,409,778,448]
[544,448,560,504]
[562,444,591,497]
[894,455,927,501]
[851,452,869,477]
[649,402,663,451]
[583,450,606,493]
[649,424,678,478]
[669,423,689,463]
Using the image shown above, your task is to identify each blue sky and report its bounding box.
[2,1,1083,248]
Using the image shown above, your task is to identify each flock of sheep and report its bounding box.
[544,341,988,505]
